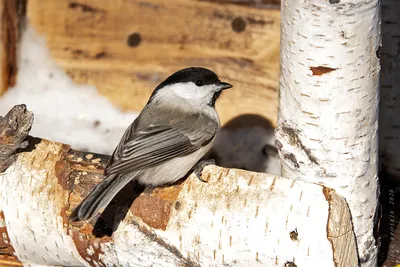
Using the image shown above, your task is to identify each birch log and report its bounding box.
[0,105,359,266]
[276,1,380,266]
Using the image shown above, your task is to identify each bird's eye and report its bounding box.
[195,80,203,86]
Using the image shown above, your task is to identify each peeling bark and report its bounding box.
[0,106,359,266]
[276,1,380,266]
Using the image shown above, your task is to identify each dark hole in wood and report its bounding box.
[232,17,246,33]
[127,33,142,47]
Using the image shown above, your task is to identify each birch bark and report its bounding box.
[276,1,380,266]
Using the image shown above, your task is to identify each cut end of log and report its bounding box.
[323,187,358,267]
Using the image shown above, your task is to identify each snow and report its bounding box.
[0,25,138,154]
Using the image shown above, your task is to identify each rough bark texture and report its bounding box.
[0,105,358,266]
[276,1,380,266]
[26,0,280,126]
[0,104,33,171]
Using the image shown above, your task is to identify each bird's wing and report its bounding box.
[104,114,218,175]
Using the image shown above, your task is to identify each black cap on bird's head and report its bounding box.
[149,67,232,106]
[157,67,232,89]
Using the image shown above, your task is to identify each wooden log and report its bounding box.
[0,105,358,266]
[26,0,281,125]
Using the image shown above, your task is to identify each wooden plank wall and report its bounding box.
[0,255,22,267]
[27,0,281,125]
[0,0,23,96]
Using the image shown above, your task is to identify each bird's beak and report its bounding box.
[218,82,233,91]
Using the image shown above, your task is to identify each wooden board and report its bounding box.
[27,0,280,125]
[0,0,23,96]
[0,255,22,266]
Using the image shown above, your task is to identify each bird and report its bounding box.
[69,67,232,222]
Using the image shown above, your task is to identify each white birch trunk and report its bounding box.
[276,1,380,266]
[380,0,400,182]
[0,139,358,266]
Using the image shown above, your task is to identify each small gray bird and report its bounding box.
[70,67,232,221]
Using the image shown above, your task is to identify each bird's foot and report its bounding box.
[192,159,215,183]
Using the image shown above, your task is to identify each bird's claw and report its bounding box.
[192,159,215,183]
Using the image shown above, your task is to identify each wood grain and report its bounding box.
[0,0,23,96]
[0,255,22,267]
[26,0,280,125]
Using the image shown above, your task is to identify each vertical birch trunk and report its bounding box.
[276,1,380,266]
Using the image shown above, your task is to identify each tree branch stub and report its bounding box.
[0,104,33,172]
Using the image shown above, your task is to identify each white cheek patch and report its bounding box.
[170,83,215,100]
[155,82,216,106]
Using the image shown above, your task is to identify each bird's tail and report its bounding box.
[69,173,136,222]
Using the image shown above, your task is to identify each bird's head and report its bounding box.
[149,67,232,107]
